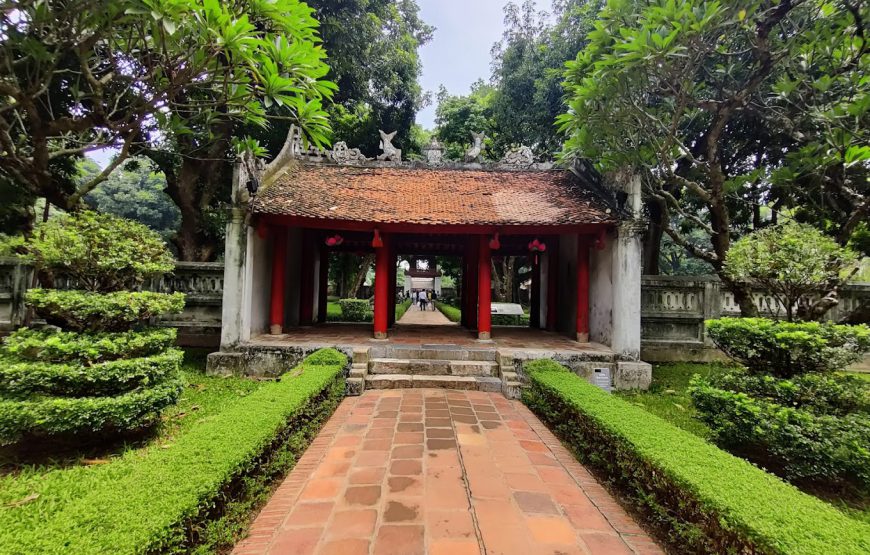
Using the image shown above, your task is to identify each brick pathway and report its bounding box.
[397,304,454,326]
[233,390,663,555]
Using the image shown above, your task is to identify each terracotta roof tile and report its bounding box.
[253,164,617,227]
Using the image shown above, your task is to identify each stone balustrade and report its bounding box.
[0,259,867,356]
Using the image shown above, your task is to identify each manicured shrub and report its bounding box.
[0,349,184,398]
[26,210,175,291]
[338,298,371,322]
[522,359,870,554]
[26,289,185,332]
[302,347,348,367]
[706,317,870,377]
[0,377,185,445]
[3,327,177,363]
[395,299,411,321]
[690,377,870,492]
[435,301,461,322]
[708,370,870,416]
[0,349,346,554]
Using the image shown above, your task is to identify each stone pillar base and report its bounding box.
[478,331,491,340]
[576,332,589,343]
[269,324,283,335]
[373,331,388,340]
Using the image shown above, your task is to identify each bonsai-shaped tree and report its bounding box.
[724,222,858,321]
[0,212,185,445]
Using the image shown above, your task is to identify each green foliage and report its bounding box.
[708,370,870,417]
[0,350,184,399]
[725,222,859,320]
[0,377,185,445]
[0,349,346,554]
[706,318,870,377]
[689,377,870,493]
[434,82,498,159]
[26,290,186,333]
[435,302,461,323]
[338,298,372,322]
[27,211,175,291]
[84,158,180,239]
[523,360,870,554]
[3,327,177,364]
[395,299,412,321]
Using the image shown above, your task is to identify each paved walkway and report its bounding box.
[233,390,662,555]
[397,304,455,326]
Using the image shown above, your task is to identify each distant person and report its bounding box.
[419,290,427,311]
[426,289,433,310]
[431,290,438,310]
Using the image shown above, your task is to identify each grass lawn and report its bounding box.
[616,362,870,525]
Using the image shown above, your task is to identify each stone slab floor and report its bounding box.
[233,390,663,555]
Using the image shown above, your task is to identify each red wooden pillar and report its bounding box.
[317,245,329,324]
[299,231,314,325]
[387,242,397,327]
[576,237,590,342]
[373,233,391,339]
[477,235,492,340]
[546,237,559,331]
[269,229,287,335]
[530,255,541,328]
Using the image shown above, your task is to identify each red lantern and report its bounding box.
[489,232,500,250]
[528,238,547,265]
[372,228,384,248]
[325,233,344,247]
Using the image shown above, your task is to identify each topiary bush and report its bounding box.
[0,212,185,445]
[338,298,371,322]
[706,317,870,377]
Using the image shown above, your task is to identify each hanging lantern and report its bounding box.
[372,228,384,248]
[489,232,500,250]
[528,238,547,265]
[325,233,344,247]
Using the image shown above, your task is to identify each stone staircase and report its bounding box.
[347,344,523,397]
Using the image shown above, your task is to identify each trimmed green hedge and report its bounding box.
[0,348,346,554]
[26,289,186,332]
[395,299,412,321]
[3,327,177,363]
[435,301,461,322]
[523,359,870,554]
[0,349,184,398]
[0,377,185,445]
[338,298,371,322]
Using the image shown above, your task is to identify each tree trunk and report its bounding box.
[349,254,374,298]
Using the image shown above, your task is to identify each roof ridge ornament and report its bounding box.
[500,145,534,168]
[377,130,402,162]
[329,141,370,164]
[464,132,486,163]
[421,137,444,165]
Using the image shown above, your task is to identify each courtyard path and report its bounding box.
[397,304,454,326]
[232,390,661,555]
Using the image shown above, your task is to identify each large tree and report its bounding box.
[0,0,334,243]
[558,0,866,315]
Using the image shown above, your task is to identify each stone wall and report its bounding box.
[0,259,867,358]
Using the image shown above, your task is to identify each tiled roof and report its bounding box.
[253,163,617,227]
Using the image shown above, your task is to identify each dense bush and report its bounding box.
[338,298,371,322]
[523,359,870,554]
[27,211,175,291]
[0,349,346,554]
[0,377,184,445]
[27,289,185,332]
[3,327,177,363]
[0,350,184,398]
[435,301,461,322]
[707,370,870,416]
[690,377,870,492]
[706,317,870,377]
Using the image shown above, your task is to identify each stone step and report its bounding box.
[365,374,502,392]
[375,345,497,362]
[369,358,498,377]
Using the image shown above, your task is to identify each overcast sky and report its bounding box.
[415,0,548,129]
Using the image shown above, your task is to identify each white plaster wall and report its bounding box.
[589,230,614,345]
[611,224,643,359]
[557,233,578,335]
[248,227,270,338]
[219,210,248,348]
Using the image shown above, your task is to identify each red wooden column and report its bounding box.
[269,229,287,335]
[546,237,560,331]
[477,235,492,340]
[576,236,591,342]
[387,242,397,327]
[317,245,329,324]
[299,231,314,325]
[373,233,391,339]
